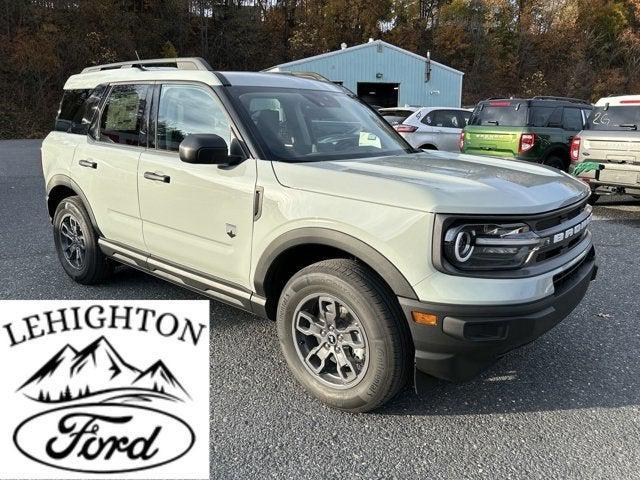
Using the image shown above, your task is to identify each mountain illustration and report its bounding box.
[133,361,191,399]
[19,336,189,403]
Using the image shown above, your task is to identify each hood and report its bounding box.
[272,151,590,214]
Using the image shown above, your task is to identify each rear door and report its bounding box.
[418,109,462,151]
[72,83,150,251]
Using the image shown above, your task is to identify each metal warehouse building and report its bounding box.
[266,40,464,108]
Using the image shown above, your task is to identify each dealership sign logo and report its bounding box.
[13,336,194,474]
[0,301,209,480]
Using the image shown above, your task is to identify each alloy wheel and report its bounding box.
[292,293,369,389]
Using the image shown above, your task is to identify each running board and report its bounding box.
[98,238,267,317]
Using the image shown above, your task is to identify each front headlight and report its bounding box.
[443,222,544,270]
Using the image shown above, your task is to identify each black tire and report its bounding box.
[587,192,600,205]
[544,155,566,171]
[53,196,112,284]
[276,258,412,413]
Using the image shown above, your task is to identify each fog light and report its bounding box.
[411,311,438,326]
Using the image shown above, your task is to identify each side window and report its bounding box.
[563,108,583,131]
[55,86,107,134]
[423,110,459,128]
[99,84,149,146]
[458,111,471,127]
[529,106,555,127]
[156,84,232,152]
[546,107,563,127]
[432,110,459,128]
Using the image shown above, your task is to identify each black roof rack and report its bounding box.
[82,57,212,73]
[531,96,590,105]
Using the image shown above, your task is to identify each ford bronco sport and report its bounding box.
[461,96,592,171]
[42,58,597,412]
[570,95,640,203]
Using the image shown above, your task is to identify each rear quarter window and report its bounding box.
[55,86,107,134]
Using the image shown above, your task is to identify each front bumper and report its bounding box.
[399,246,597,383]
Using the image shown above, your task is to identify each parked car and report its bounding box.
[570,95,640,204]
[379,107,418,126]
[394,107,471,152]
[42,58,597,412]
[461,96,592,171]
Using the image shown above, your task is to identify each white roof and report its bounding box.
[63,68,343,92]
[267,40,464,76]
[64,68,222,90]
[595,95,640,106]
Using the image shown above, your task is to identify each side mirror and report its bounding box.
[179,134,241,165]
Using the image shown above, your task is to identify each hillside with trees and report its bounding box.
[1,0,639,138]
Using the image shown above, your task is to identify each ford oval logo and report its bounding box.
[13,403,195,474]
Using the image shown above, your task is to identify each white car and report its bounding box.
[395,107,471,152]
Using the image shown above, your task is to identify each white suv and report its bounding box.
[42,58,597,412]
[394,107,471,151]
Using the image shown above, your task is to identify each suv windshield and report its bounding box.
[227,86,414,161]
[469,102,528,127]
[587,106,640,131]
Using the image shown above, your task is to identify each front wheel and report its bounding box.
[276,259,412,412]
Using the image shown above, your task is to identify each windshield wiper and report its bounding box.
[619,123,638,130]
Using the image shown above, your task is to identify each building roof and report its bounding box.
[267,40,464,76]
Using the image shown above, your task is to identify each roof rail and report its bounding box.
[82,57,212,73]
[531,95,590,104]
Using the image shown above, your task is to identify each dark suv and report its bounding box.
[460,96,592,171]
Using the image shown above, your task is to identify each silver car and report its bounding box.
[394,107,471,152]
[571,95,640,203]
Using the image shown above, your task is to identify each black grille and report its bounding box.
[526,200,591,267]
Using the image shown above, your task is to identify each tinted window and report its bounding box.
[459,111,471,126]
[469,103,528,126]
[423,110,460,128]
[586,106,640,131]
[382,115,408,125]
[55,86,107,134]
[228,86,413,162]
[529,106,556,127]
[546,107,563,127]
[99,84,148,146]
[381,110,413,125]
[156,84,232,152]
[563,108,583,131]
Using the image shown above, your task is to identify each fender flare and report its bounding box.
[253,227,418,300]
[46,174,102,235]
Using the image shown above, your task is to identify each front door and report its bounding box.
[138,83,257,289]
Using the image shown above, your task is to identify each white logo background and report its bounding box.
[0,300,210,479]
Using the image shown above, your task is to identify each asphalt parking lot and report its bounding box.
[1,139,639,479]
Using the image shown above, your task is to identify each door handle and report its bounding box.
[78,159,97,169]
[143,171,171,183]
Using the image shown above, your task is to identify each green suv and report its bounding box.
[460,96,592,171]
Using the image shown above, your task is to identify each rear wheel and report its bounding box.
[53,196,112,284]
[544,155,566,171]
[276,259,411,412]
